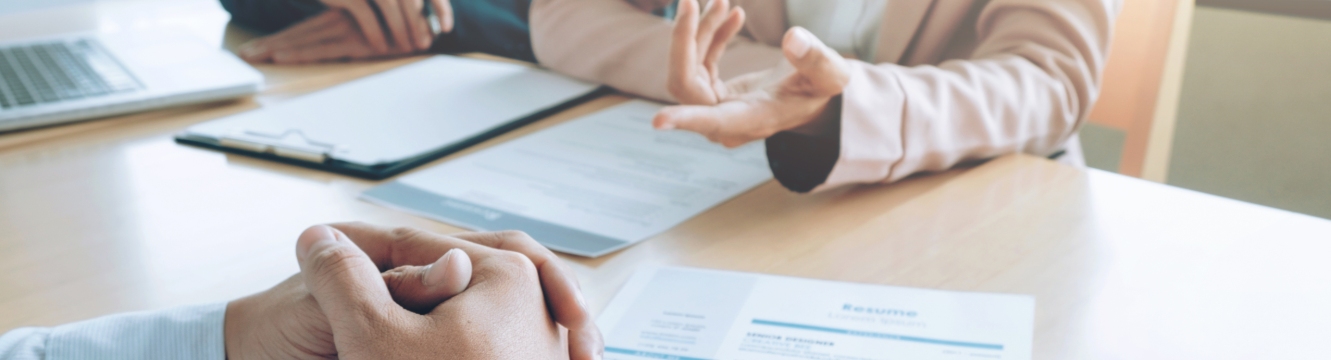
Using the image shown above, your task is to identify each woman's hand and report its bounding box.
[666,0,745,105]
[657,0,851,148]
[320,0,454,53]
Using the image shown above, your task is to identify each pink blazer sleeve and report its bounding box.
[529,0,785,102]
[819,0,1119,190]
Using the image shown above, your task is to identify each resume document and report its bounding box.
[362,100,773,257]
[600,267,1035,360]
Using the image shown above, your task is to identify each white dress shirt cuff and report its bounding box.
[0,303,227,360]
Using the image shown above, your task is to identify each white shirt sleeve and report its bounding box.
[784,0,887,60]
[0,303,227,360]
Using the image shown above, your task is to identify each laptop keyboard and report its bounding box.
[0,39,142,110]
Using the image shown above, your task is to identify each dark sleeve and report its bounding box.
[219,0,327,34]
[220,0,536,62]
[765,95,842,193]
[430,0,536,62]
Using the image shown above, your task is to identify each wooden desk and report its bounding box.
[3,1,1330,358]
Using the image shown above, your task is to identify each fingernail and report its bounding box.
[590,341,606,360]
[241,41,267,55]
[574,288,589,311]
[273,52,290,64]
[789,28,812,58]
[653,112,676,130]
[423,248,460,287]
[297,225,338,261]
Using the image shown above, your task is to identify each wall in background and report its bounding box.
[1199,0,1331,20]
[1166,6,1331,219]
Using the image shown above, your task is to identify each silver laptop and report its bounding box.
[0,31,263,132]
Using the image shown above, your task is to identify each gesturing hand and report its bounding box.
[666,0,745,105]
[321,0,454,53]
[238,10,414,64]
[656,1,851,148]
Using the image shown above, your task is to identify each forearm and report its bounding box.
[841,57,1089,183]
[790,0,1117,190]
[219,0,327,33]
[431,0,538,62]
[0,303,228,360]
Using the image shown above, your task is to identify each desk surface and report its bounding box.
[3,1,1331,359]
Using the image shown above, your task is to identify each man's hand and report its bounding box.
[656,1,851,148]
[328,223,603,360]
[295,224,566,359]
[224,223,603,360]
[223,226,473,359]
[238,10,416,64]
[321,0,453,53]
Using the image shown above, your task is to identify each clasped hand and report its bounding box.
[224,223,603,360]
[653,0,852,147]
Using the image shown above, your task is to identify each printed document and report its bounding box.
[362,100,773,257]
[600,266,1035,360]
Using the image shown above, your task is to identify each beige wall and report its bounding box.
[1166,6,1331,219]
[1198,0,1331,20]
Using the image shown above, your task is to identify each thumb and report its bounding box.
[781,27,850,96]
[381,248,473,314]
[296,225,402,331]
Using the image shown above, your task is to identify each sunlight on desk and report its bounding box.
[1,0,1330,358]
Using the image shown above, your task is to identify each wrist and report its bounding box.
[223,295,259,359]
[788,94,842,137]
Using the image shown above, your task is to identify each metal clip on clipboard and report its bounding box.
[218,128,337,163]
